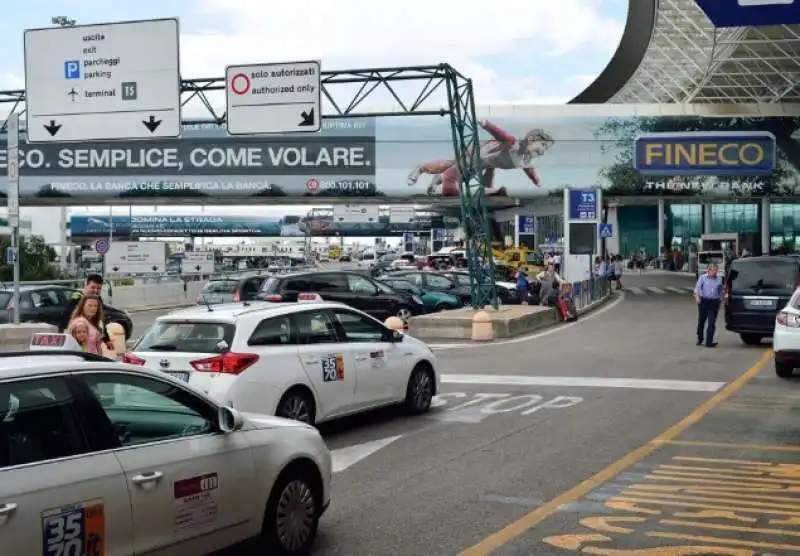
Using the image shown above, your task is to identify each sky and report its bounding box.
[5,0,627,241]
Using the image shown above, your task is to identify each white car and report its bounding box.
[124,297,439,425]
[1,334,332,555]
[772,290,800,378]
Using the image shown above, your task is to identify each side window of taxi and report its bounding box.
[77,373,216,447]
[249,316,294,346]
[0,378,88,468]
[333,310,386,343]
[292,310,340,345]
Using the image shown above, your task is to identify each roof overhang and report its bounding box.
[571,0,800,104]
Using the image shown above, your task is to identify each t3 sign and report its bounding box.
[695,0,800,27]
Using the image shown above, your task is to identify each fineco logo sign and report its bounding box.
[634,132,777,176]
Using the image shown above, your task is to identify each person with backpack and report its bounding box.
[515,264,529,304]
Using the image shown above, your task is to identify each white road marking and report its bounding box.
[626,287,646,295]
[441,374,725,392]
[647,287,666,294]
[330,435,402,473]
[665,286,688,293]
[426,292,626,350]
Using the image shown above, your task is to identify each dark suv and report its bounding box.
[725,256,800,345]
[257,271,425,322]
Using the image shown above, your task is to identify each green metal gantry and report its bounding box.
[0,63,498,308]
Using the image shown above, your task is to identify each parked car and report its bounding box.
[389,271,472,305]
[378,277,462,312]
[724,255,800,345]
[197,274,269,305]
[0,285,133,339]
[256,271,425,322]
[440,270,517,304]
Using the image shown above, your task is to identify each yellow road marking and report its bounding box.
[456,349,773,555]
[659,440,800,453]
[660,518,800,538]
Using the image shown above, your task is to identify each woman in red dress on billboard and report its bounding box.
[407,119,554,197]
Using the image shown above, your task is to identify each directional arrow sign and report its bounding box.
[330,435,402,473]
[226,60,322,135]
[24,18,181,142]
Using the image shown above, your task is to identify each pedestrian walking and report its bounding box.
[694,263,724,347]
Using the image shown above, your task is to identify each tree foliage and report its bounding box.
[594,116,800,198]
[0,234,63,281]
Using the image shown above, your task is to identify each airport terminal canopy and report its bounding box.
[573,0,800,104]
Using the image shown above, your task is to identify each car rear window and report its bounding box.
[201,281,238,294]
[729,260,798,291]
[0,292,11,308]
[136,321,236,353]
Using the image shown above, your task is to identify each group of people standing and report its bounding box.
[57,274,115,355]
[596,254,625,290]
[514,263,563,306]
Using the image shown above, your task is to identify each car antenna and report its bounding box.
[201,296,214,312]
[242,300,251,306]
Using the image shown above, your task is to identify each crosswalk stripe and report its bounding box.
[665,286,688,293]
[647,287,666,294]
[627,286,646,294]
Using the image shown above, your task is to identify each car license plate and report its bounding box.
[165,371,190,382]
[747,298,775,308]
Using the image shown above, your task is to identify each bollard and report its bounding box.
[105,322,126,360]
[384,316,405,331]
[471,310,493,341]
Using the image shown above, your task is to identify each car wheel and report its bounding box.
[776,361,795,378]
[396,305,413,323]
[404,364,434,415]
[276,389,316,425]
[261,468,320,555]
[740,334,763,345]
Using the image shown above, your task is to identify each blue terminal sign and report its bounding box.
[568,190,597,220]
[634,132,776,176]
[696,0,800,28]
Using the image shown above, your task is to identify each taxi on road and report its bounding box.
[1,333,331,555]
[124,295,439,425]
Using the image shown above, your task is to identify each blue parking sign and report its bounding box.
[696,0,800,27]
[64,60,80,79]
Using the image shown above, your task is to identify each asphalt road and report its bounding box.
[126,273,784,555]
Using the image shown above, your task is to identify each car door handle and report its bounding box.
[131,471,164,487]
[302,358,320,365]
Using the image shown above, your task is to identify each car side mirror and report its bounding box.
[218,406,244,433]
[392,330,404,342]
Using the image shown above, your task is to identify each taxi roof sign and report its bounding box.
[297,293,324,303]
[695,0,800,27]
[30,333,82,351]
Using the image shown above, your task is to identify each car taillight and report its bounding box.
[4,299,12,310]
[777,311,800,328]
[122,352,146,366]
[724,284,731,305]
[233,290,240,302]
[190,352,259,375]
[265,294,282,302]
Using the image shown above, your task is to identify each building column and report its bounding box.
[761,197,771,255]
[59,206,68,273]
[703,203,712,234]
[657,199,666,254]
[605,205,620,255]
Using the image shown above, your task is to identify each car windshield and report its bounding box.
[729,260,797,291]
[136,321,236,353]
[201,280,238,294]
[699,252,723,265]
[0,292,12,308]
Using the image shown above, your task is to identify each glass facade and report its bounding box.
[668,204,703,253]
[770,203,800,251]
[710,204,759,234]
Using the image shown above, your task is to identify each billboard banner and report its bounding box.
[68,213,443,238]
[7,110,800,203]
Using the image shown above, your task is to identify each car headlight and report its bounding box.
[412,295,423,305]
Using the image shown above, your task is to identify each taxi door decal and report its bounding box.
[322,353,345,382]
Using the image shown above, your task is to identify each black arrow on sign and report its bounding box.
[142,116,162,133]
[43,120,61,136]
[298,107,315,127]
[112,266,119,272]
[195,265,201,272]
[152,265,157,272]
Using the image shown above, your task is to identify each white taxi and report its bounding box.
[1,333,331,556]
[773,288,800,378]
[124,296,439,425]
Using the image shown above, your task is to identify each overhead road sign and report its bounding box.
[226,60,322,135]
[333,204,379,225]
[181,251,214,274]
[24,18,181,143]
[106,241,166,274]
[695,0,800,27]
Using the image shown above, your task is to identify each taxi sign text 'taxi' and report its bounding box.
[634,132,777,176]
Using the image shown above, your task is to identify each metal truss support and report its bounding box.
[0,64,498,308]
